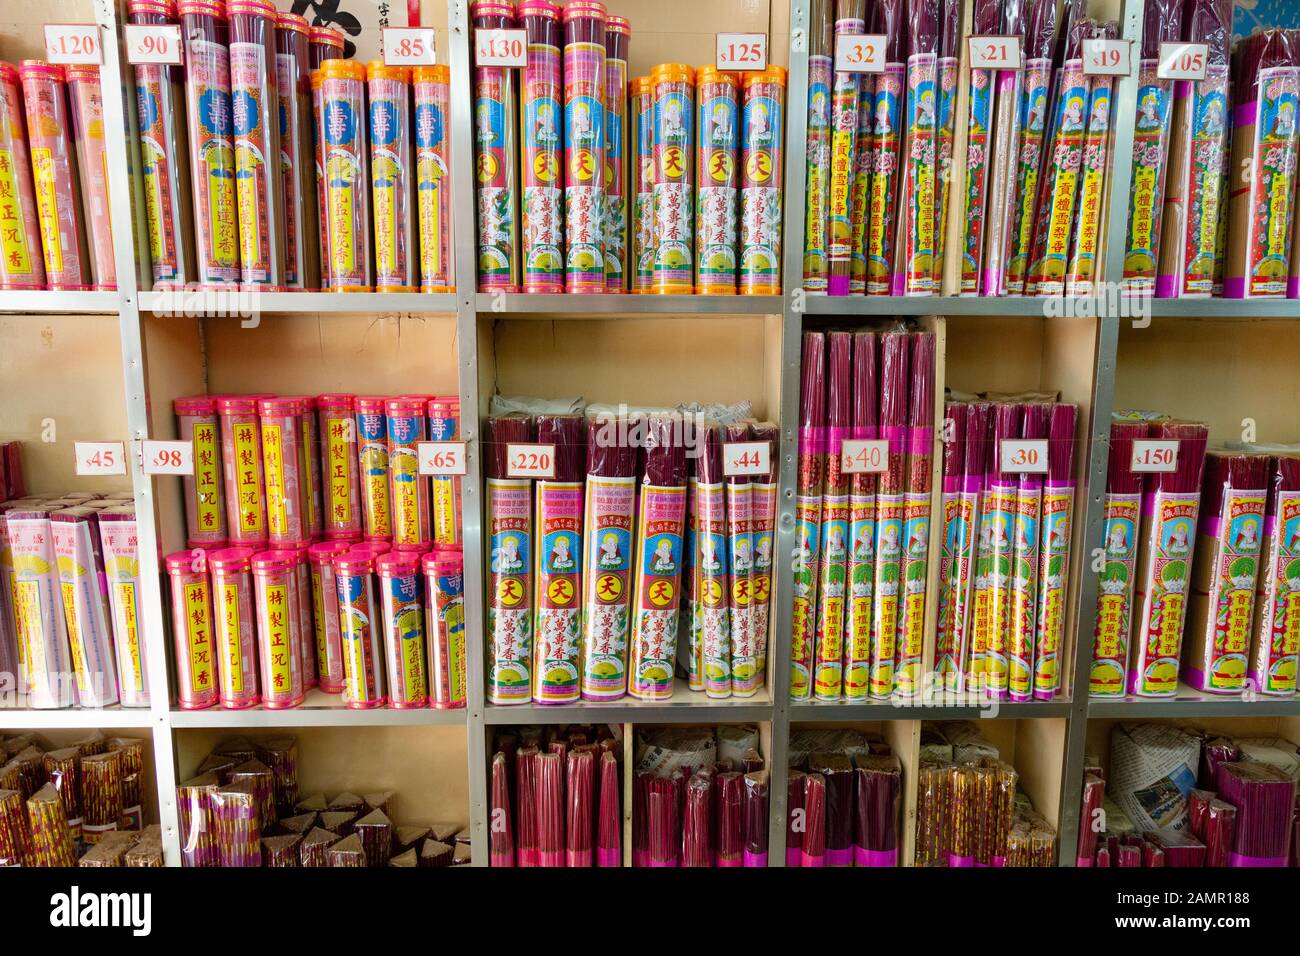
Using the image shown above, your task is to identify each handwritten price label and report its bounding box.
[1083,37,1131,77]
[44,24,102,65]
[723,441,770,478]
[125,24,183,65]
[968,35,1022,71]
[1158,42,1208,81]
[475,28,526,68]
[418,441,468,476]
[834,34,886,74]
[75,441,126,477]
[716,33,767,72]
[1130,439,1180,474]
[141,440,194,476]
[841,439,889,474]
[507,443,555,480]
[383,27,438,66]
[1001,439,1048,474]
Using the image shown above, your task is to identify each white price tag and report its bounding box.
[834,34,887,74]
[1083,37,1131,77]
[418,441,468,476]
[506,443,556,480]
[474,28,526,68]
[841,439,889,474]
[44,24,102,65]
[968,35,1022,71]
[716,33,767,72]
[383,27,437,66]
[1130,439,1180,474]
[1000,439,1048,474]
[723,441,770,478]
[1158,42,1209,81]
[75,441,126,477]
[141,439,194,476]
[125,24,183,66]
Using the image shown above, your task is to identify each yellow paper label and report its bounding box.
[327,156,356,276]
[233,421,265,535]
[326,416,353,525]
[116,583,142,691]
[373,156,398,276]
[0,149,33,275]
[183,582,214,694]
[235,146,262,268]
[193,422,222,534]
[60,581,87,692]
[207,143,238,267]
[30,148,63,275]
[221,582,243,694]
[262,423,288,536]
[263,583,294,695]
[15,581,39,674]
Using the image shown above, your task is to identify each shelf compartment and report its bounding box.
[483,680,773,724]
[790,698,1074,722]
[169,689,467,729]
[1088,685,1300,719]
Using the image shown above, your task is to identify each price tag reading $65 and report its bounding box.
[418,441,468,476]
[1000,439,1048,474]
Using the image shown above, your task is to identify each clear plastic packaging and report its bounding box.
[356,396,393,540]
[562,1,607,293]
[208,547,259,708]
[375,552,428,708]
[335,552,387,707]
[217,396,269,547]
[0,62,44,289]
[275,12,319,290]
[174,396,227,547]
[649,63,694,294]
[423,551,466,708]
[317,393,363,539]
[251,549,304,709]
[98,507,150,707]
[385,398,431,550]
[51,509,119,707]
[520,1,564,294]
[413,65,454,291]
[473,0,521,291]
[319,58,372,290]
[368,63,417,291]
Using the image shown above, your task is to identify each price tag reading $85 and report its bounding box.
[418,441,468,476]
[723,441,771,478]
[841,439,889,474]
[141,439,194,476]
[383,27,438,66]
[75,441,127,477]
[507,443,556,480]
[1000,439,1049,474]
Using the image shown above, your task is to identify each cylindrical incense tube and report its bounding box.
[368,62,418,291]
[209,547,260,708]
[0,63,45,289]
[791,332,827,700]
[650,62,695,293]
[983,403,1022,697]
[1032,403,1078,699]
[275,12,320,290]
[166,549,219,709]
[932,0,961,290]
[317,393,363,540]
[259,397,307,546]
[487,414,535,703]
[533,414,585,704]
[309,26,345,285]
[386,398,431,551]
[473,0,521,292]
[519,0,564,293]
[803,0,833,294]
[742,421,778,696]
[959,0,1002,294]
[376,552,428,708]
[869,332,909,698]
[604,16,630,291]
[290,544,317,692]
[63,66,115,290]
[50,510,119,707]
[935,402,967,686]
[228,0,286,290]
[562,0,607,293]
[335,552,387,707]
[1066,20,1116,295]
[320,58,372,290]
[427,397,464,548]
[251,549,304,708]
[308,539,350,693]
[826,1,866,296]
[356,396,393,540]
[20,61,90,291]
[98,507,150,707]
[695,66,740,295]
[413,65,454,292]
[630,75,655,292]
[814,332,852,700]
[893,332,935,697]
[217,396,268,547]
[174,396,227,547]
[740,66,785,295]
[423,551,467,708]
[892,0,939,296]
[980,0,1027,296]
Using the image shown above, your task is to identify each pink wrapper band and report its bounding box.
[1182,665,1238,695]
[801,850,826,867]
[1229,853,1286,867]
[799,427,827,455]
[884,424,907,452]
[826,425,851,456]
[855,846,897,866]
[949,853,974,867]
[648,858,678,867]
[786,847,801,867]
[634,849,648,867]
[539,850,564,867]
[1289,277,1300,299]
[992,855,1005,867]
[1076,856,1093,867]
[851,425,879,441]
[744,850,768,867]
[597,848,620,866]
[717,856,743,868]
[1154,274,1178,298]
[1222,276,1246,298]
[491,852,515,867]
[566,850,593,867]
[827,847,853,866]
[829,275,850,296]
[908,427,933,456]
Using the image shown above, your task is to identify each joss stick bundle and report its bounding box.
[895,332,935,697]
[865,0,907,295]
[981,0,1028,296]
[26,785,75,867]
[694,426,728,697]
[893,0,939,296]
[212,782,261,867]
[1033,403,1078,700]
[947,763,976,865]
[960,0,1004,294]
[1076,773,1104,865]
[1203,797,1237,867]
[682,772,712,867]
[791,332,827,700]
[42,748,82,836]
[328,833,368,867]
[0,788,32,866]
[743,770,769,867]
[1066,21,1119,295]
[300,827,338,867]
[722,421,755,700]
[984,404,1022,697]
[487,414,536,705]
[934,402,966,686]
[354,809,393,868]
[827,0,868,295]
[801,771,827,867]
[537,750,564,867]
[648,775,679,867]
[915,761,948,867]
[932,0,961,289]
[848,2,880,293]
[814,332,852,700]
[803,0,835,293]
[871,332,909,699]
[854,753,901,866]
[566,748,594,867]
[533,414,586,705]
[843,331,878,700]
[230,759,276,834]
[745,421,779,694]
[1008,403,1049,701]
[80,751,123,844]
[597,750,621,866]
[954,403,991,689]
[491,752,514,866]
[786,769,805,866]
[633,770,651,867]
[1249,455,1300,695]
[716,771,743,867]
[1216,762,1296,866]
[177,773,220,867]
[812,753,853,866]
[516,744,540,867]
[262,834,302,867]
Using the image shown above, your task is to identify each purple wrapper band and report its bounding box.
[597,848,620,866]
[540,850,564,866]
[648,859,678,867]
[800,427,828,455]
[1076,856,1093,867]
[992,855,1005,866]
[908,427,933,455]
[829,275,850,296]
[744,849,769,867]
[1183,665,1238,695]
[1289,277,1300,299]
[852,425,880,441]
[1223,276,1246,298]
[949,853,974,867]
[963,475,983,494]
[634,850,647,867]
[827,425,852,456]
[786,847,801,867]
[491,852,514,867]
[827,847,853,866]
[855,846,897,866]
[885,424,907,452]
[801,850,826,867]
[1202,516,1222,537]
[1230,853,1286,867]
[717,856,744,868]
[1232,100,1256,130]
[1154,274,1177,298]
[944,476,962,494]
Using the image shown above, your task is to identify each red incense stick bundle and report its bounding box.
[814,332,853,700]
[848,1,881,293]
[533,413,586,705]
[487,413,537,705]
[722,421,755,700]
[1200,736,1240,790]
[854,753,900,866]
[26,784,75,867]
[895,331,935,698]
[804,0,834,294]
[827,0,869,295]
[0,788,33,866]
[682,772,712,867]
[1188,787,1214,838]
[793,332,827,700]
[893,0,940,296]
[490,751,514,867]
[516,744,540,867]
[597,750,621,866]
[1145,828,1207,867]
[715,771,743,867]
[786,769,806,866]
[843,331,879,700]
[935,402,968,685]
[1009,404,1049,701]
[212,782,261,867]
[743,770,769,867]
[536,751,565,867]
[1033,403,1077,699]
[1216,762,1296,866]
[1076,772,1104,865]
[960,0,1005,294]
[957,403,992,689]
[811,752,854,866]
[802,771,827,867]
[633,770,651,866]
[981,0,1028,295]
[915,760,948,867]
[1249,455,1300,695]
[1203,797,1237,867]
[984,403,1022,697]
[932,0,962,289]
[871,332,910,698]
[746,421,779,694]
[865,0,907,295]
[566,748,594,867]
[648,775,679,867]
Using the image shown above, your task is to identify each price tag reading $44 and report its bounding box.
[1000,439,1049,474]
[723,441,770,478]
[507,443,556,480]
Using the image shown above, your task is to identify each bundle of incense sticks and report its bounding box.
[1088,420,1148,697]
[1130,420,1210,697]
[960,0,1004,294]
[487,414,536,705]
[536,750,564,867]
[328,833,367,867]
[1225,31,1300,297]
[26,784,75,867]
[978,758,1019,865]
[792,332,828,700]
[354,809,393,868]
[871,332,910,699]
[1203,797,1238,867]
[1216,762,1297,866]
[814,332,853,700]
[801,771,827,867]
[648,775,679,867]
[81,751,123,844]
[685,436,702,689]
[932,0,961,289]
[866,0,907,295]
[256,737,298,817]
[566,748,594,867]
[213,782,261,867]
[895,332,935,697]
[1200,736,1240,790]
[1007,814,1057,866]
[176,773,219,867]
[597,750,620,866]
[981,0,1028,296]
[43,748,82,839]
[516,744,540,867]
[746,421,779,693]
[261,834,302,867]
[947,763,976,865]
[534,414,586,705]
[843,332,879,699]
[810,752,854,865]
[893,0,939,297]
[1249,455,1300,696]
[915,761,948,866]
[743,770,769,867]
[786,769,805,866]
[1184,452,1270,693]
[854,753,900,866]
[827,0,868,295]
[723,421,756,699]
[984,403,1022,698]
[580,415,638,701]
[803,0,834,294]
[1076,772,1104,865]
[1065,20,1119,294]
[1034,403,1078,699]
[1157,0,1234,298]
[300,827,338,866]
[955,403,992,689]
[714,771,743,867]
[935,403,967,687]
[848,3,880,293]
[491,752,514,866]
[1144,828,1207,867]
[693,426,727,695]
[230,759,276,834]
[682,772,712,867]
[0,788,32,866]
[1008,403,1048,701]
[633,770,651,866]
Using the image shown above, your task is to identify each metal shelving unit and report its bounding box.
[3,0,1299,869]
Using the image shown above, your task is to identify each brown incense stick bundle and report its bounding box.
[328,832,368,867]
[124,832,165,867]
[256,736,300,816]
[197,754,239,785]
[327,791,366,815]
[396,825,432,856]
[295,792,328,813]
[300,827,338,867]
[419,838,454,867]
[75,730,108,757]
[491,752,515,867]
[27,784,76,867]
[364,792,394,816]
[537,750,565,867]
[948,763,977,865]
[279,812,318,836]
[5,747,46,799]
[262,834,303,867]
[319,810,357,835]
[0,788,33,866]
[230,759,277,833]
[80,751,123,844]
[354,808,394,868]
[79,830,140,867]
[213,737,257,765]
[854,753,901,866]
[915,761,948,867]
[389,849,418,867]
[213,782,262,867]
[177,773,220,867]
[42,747,83,832]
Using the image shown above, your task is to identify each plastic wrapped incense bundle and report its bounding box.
[229,759,275,832]
[490,751,515,866]
[827,0,867,296]
[273,13,318,290]
[895,332,935,697]
[958,0,1003,294]
[842,334,879,698]
[251,550,304,709]
[1075,773,1104,865]
[423,551,467,709]
[1065,20,1118,295]
[650,62,695,294]
[954,404,991,689]
[254,737,297,815]
[291,543,316,691]
[680,772,711,867]
[934,402,967,685]
[308,29,343,285]
[737,67,785,296]
[596,749,620,866]
[92,509,141,708]
[217,397,268,546]
[356,396,392,540]
[1184,453,1270,693]
[42,748,82,840]
[1249,456,1300,695]
[174,397,226,547]
[228,0,285,290]
[628,415,688,700]
[19,61,89,290]
[1033,403,1078,699]
[746,422,778,692]
[693,425,731,697]
[375,553,428,708]
[947,763,977,866]
[308,540,349,693]
[9,508,78,708]
[695,67,740,295]
[864,0,906,295]
[1156,0,1232,298]
[849,754,897,866]
[931,0,961,288]
[914,760,947,867]
[0,65,40,287]
[870,332,909,699]
[26,784,74,867]
[814,334,851,700]
[487,414,535,704]
[605,16,630,291]
[0,787,33,866]
[802,0,834,294]
[50,509,118,707]
[645,775,677,867]
[1002,0,1059,295]
[335,552,386,708]
[385,399,430,551]
[427,398,463,548]
[801,771,827,867]
[629,76,655,291]
[893,0,939,296]
[317,393,362,540]
[517,1,563,293]
[533,414,585,704]
[1144,827,1207,867]
[630,769,650,866]
[368,63,417,292]
[813,753,854,866]
[1204,797,1237,867]
[706,770,741,868]
[300,826,338,866]
[353,808,393,868]
[410,66,453,292]
[259,397,306,545]
[785,769,805,866]
[565,748,595,866]
[56,66,110,288]
[1008,404,1048,701]
[1217,762,1296,866]
[319,58,372,291]
[980,0,1027,296]
[562,1,607,293]
[982,404,1021,698]
[1088,420,1147,696]
[206,548,259,709]
[165,550,219,709]
[791,332,827,700]
[1130,421,1210,696]
[535,750,564,867]
[980,758,1018,865]
[324,831,366,867]
[733,769,767,868]
[80,752,122,844]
